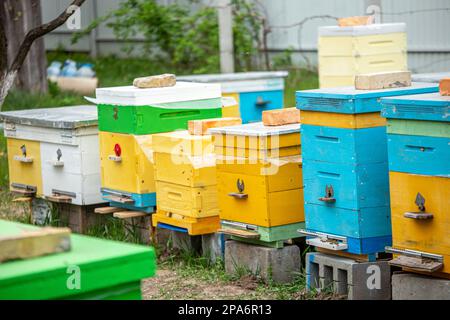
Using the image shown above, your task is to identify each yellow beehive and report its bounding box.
[318,23,407,88]
[300,110,386,129]
[152,210,220,235]
[222,93,241,118]
[210,122,304,228]
[152,130,218,218]
[7,138,43,196]
[389,171,450,277]
[99,131,155,194]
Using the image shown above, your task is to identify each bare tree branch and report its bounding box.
[0,4,8,74]
[9,0,86,72]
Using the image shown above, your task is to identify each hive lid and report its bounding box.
[296,82,438,100]
[209,122,300,136]
[412,72,450,83]
[178,71,288,82]
[0,220,156,300]
[93,81,221,107]
[0,105,98,129]
[381,92,450,122]
[319,22,406,37]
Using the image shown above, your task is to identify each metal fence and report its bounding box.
[41,0,450,73]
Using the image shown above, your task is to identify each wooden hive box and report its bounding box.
[178,71,288,124]
[209,122,305,245]
[381,92,449,277]
[296,83,439,257]
[99,131,156,211]
[152,130,218,219]
[318,23,407,88]
[1,106,103,205]
[93,82,222,135]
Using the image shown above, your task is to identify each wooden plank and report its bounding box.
[389,255,443,273]
[262,108,300,126]
[113,211,148,219]
[45,195,72,203]
[338,15,374,27]
[0,227,71,263]
[188,117,241,135]
[218,228,260,239]
[316,247,370,262]
[12,197,32,203]
[103,195,135,204]
[439,78,450,96]
[355,71,411,90]
[10,188,36,197]
[94,206,122,214]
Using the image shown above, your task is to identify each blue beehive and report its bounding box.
[296,83,438,259]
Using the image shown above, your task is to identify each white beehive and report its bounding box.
[1,106,103,205]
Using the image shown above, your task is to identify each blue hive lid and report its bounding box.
[381,92,450,122]
[296,82,438,114]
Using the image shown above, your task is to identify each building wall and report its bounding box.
[41,0,450,72]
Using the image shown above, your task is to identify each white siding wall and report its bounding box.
[41,0,450,72]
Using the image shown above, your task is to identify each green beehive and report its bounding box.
[93,82,223,135]
[0,220,156,300]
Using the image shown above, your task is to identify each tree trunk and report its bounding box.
[2,0,48,94]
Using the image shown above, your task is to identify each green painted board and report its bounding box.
[223,221,305,246]
[98,99,222,135]
[387,119,450,138]
[0,220,156,300]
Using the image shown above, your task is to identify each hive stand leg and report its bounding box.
[31,198,52,226]
[171,231,202,255]
[123,215,153,245]
[201,233,227,263]
[52,203,108,234]
[224,240,301,284]
[392,271,450,300]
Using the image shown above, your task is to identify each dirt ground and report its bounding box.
[141,269,264,300]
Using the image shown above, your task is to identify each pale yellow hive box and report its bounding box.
[152,130,218,219]
[318,23,408,88]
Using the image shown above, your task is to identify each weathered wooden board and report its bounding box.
[0,224,71,263]
[113,211,148,219]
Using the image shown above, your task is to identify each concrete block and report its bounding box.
[306,252,391,300]
[392,272,450,300]
[225,240,301,284]
[31,198,52,226]
[154,227,172,248]
[171,231,202,254]
[188,117,241,135]
[262,108,300,126]
[133,73,176,88]
[202,233,226,262]
[338,15,374,27]
[439,78,450,96]
[355,71,411,90]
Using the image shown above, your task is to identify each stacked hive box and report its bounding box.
[381,92,449,278]
[209,122,305,248]
[178,71,288,123]
[93,82,222,212]
[318,23,407,88]
[151,130,221,235]
[0,106,102,205]
[296,83,439,259]
[0,219,156,299]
